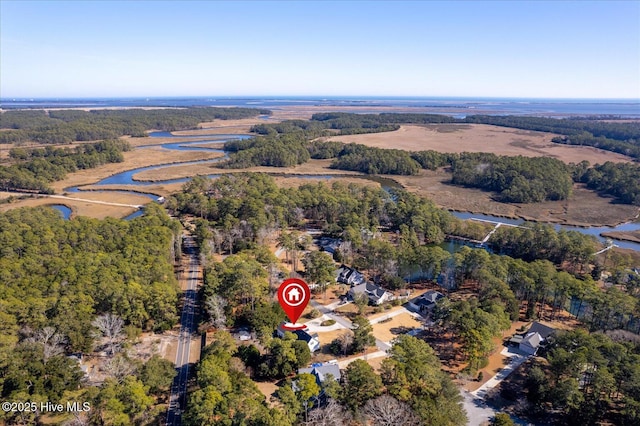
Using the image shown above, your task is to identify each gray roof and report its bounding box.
[299,364,341,383]
[521,332,543,350]
[529,322,555,339]
[411,290,444,308]
[350,282,388,302]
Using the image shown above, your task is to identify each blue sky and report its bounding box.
[1,1,639,99]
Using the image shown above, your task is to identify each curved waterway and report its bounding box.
[49,204,72,220]
[65,131,640,250]
[451,212,640,252]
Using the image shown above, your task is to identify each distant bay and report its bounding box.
[1,96,639,117]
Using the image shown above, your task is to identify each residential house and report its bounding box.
[276,323,321,352]
[336,265,366,286]
[298,362,341,386]
[318,237,341,255]
[408,290,445,314]
[510,321,556,355]
[348,282,391,305]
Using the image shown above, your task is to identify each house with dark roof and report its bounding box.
[336,265,366,286]
[509,321,556,355]
[528,321,556,340]
[276,324,321,352]
[348,281,391,305]
[408,290,445,314]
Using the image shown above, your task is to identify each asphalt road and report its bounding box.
[166,235,199,426]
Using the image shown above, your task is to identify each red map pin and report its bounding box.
[277,278,311,327]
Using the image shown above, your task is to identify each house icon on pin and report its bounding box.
[287,287,301,302]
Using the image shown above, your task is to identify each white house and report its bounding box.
[348,282,391,305]
[408,290,445,314]
[336,265,366,286]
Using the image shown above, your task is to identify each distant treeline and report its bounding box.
[0,107,270,144]
[464,115,640,159]
[0,140,130,193]
[574,161,640,205]
[229,116,640,205]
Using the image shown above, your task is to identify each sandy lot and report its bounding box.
[371,313,422,342]
[315,329,352,346]
[327,124,632,165]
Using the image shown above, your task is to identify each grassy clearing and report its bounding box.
[371,313,422,342]
[327,124,633,165]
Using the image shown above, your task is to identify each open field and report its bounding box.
[371,313,422,342]
[170,117,270,135]
[134,158,361,181]
[327,124,633,165]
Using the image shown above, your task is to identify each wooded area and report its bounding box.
[0,205,182,424]
[0,107,269,144]
[0,140,130,193]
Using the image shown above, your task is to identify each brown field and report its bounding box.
[170,117,270,135]
[134,158,361,182]
[371,313,422,343]
[315,329,352,346]
[327,124,632,165]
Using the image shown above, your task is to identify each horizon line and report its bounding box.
[1,95,640,102]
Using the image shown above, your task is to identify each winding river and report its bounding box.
[61,131,640,251]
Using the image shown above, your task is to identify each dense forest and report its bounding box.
[0,107,270,144]
[450,153,573,203]
[574,161,640,205]
[0,205,182,424]
[0,140,130,193]
[170,173,639,424]
[501,329,640,425]
[329,143,422,175]
[220,133,310,168]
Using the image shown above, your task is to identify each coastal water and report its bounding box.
[2,96,639,117]
[49,204,72,219]
[451,212,640,252]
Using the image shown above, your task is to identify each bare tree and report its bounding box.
[26,326,66,361]
[63,412,90,426]
[103,354,135,383]
[337,331,354,356]
[338,240,354,265]
[363,394,420,426]
[205,295,227,329]
[306,399,351,426]
[92,313,124,356]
